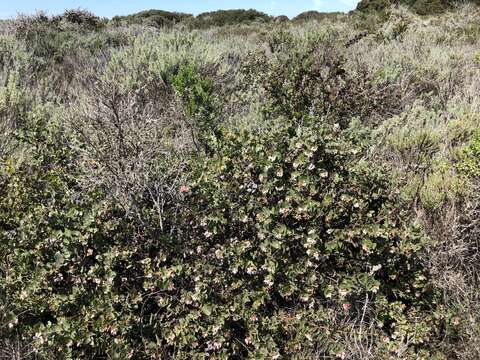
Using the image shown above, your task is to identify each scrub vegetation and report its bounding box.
[1,2,480,359]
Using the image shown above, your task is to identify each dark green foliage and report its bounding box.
[175,119,436,357]
[274,15,290,23]
[0,113,436,358]
[357,0,393,13]
[357,0,480,15]
[0,98,436,358]
[0,111,151,358]
[458,129,480,178]
[192,9,272,29]
[58,8,105,29]
[110,8,272,29]
[172,63,218,152]
[111,9,193,28]
[293,11,341,22]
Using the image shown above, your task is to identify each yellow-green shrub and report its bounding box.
[458,129,480,178]
[420,161,465,210]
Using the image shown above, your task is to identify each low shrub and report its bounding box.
[383,109,478,210]
[172,62,218,152]
[9,10,123,93]
[58,8,105,30]
[175,118,439,357]
[0,106,143,358]
[244,32,402,126]
[356,0,474,15]
[356,0,392,13]
[0,72,32,158]
[274,15,290,23]
[475,51,480,65]
[420,160,464,210]
[71,36,190,227]
[458,129,480,178]
[0,89,442,359]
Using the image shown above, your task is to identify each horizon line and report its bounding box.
[0,6,353,21]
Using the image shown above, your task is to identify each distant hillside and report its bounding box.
[111,9,272,29]
[192,9,272,28]
[292,11,342,22]
[357,0,480,14]
[111,9,193,27]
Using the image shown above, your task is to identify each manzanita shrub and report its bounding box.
[0,105,128,358]
[175,117,439,358]
[0,106,442,358]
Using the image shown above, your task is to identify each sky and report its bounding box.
[0,0,361,19]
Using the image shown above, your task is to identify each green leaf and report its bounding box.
[201,304,213,316]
